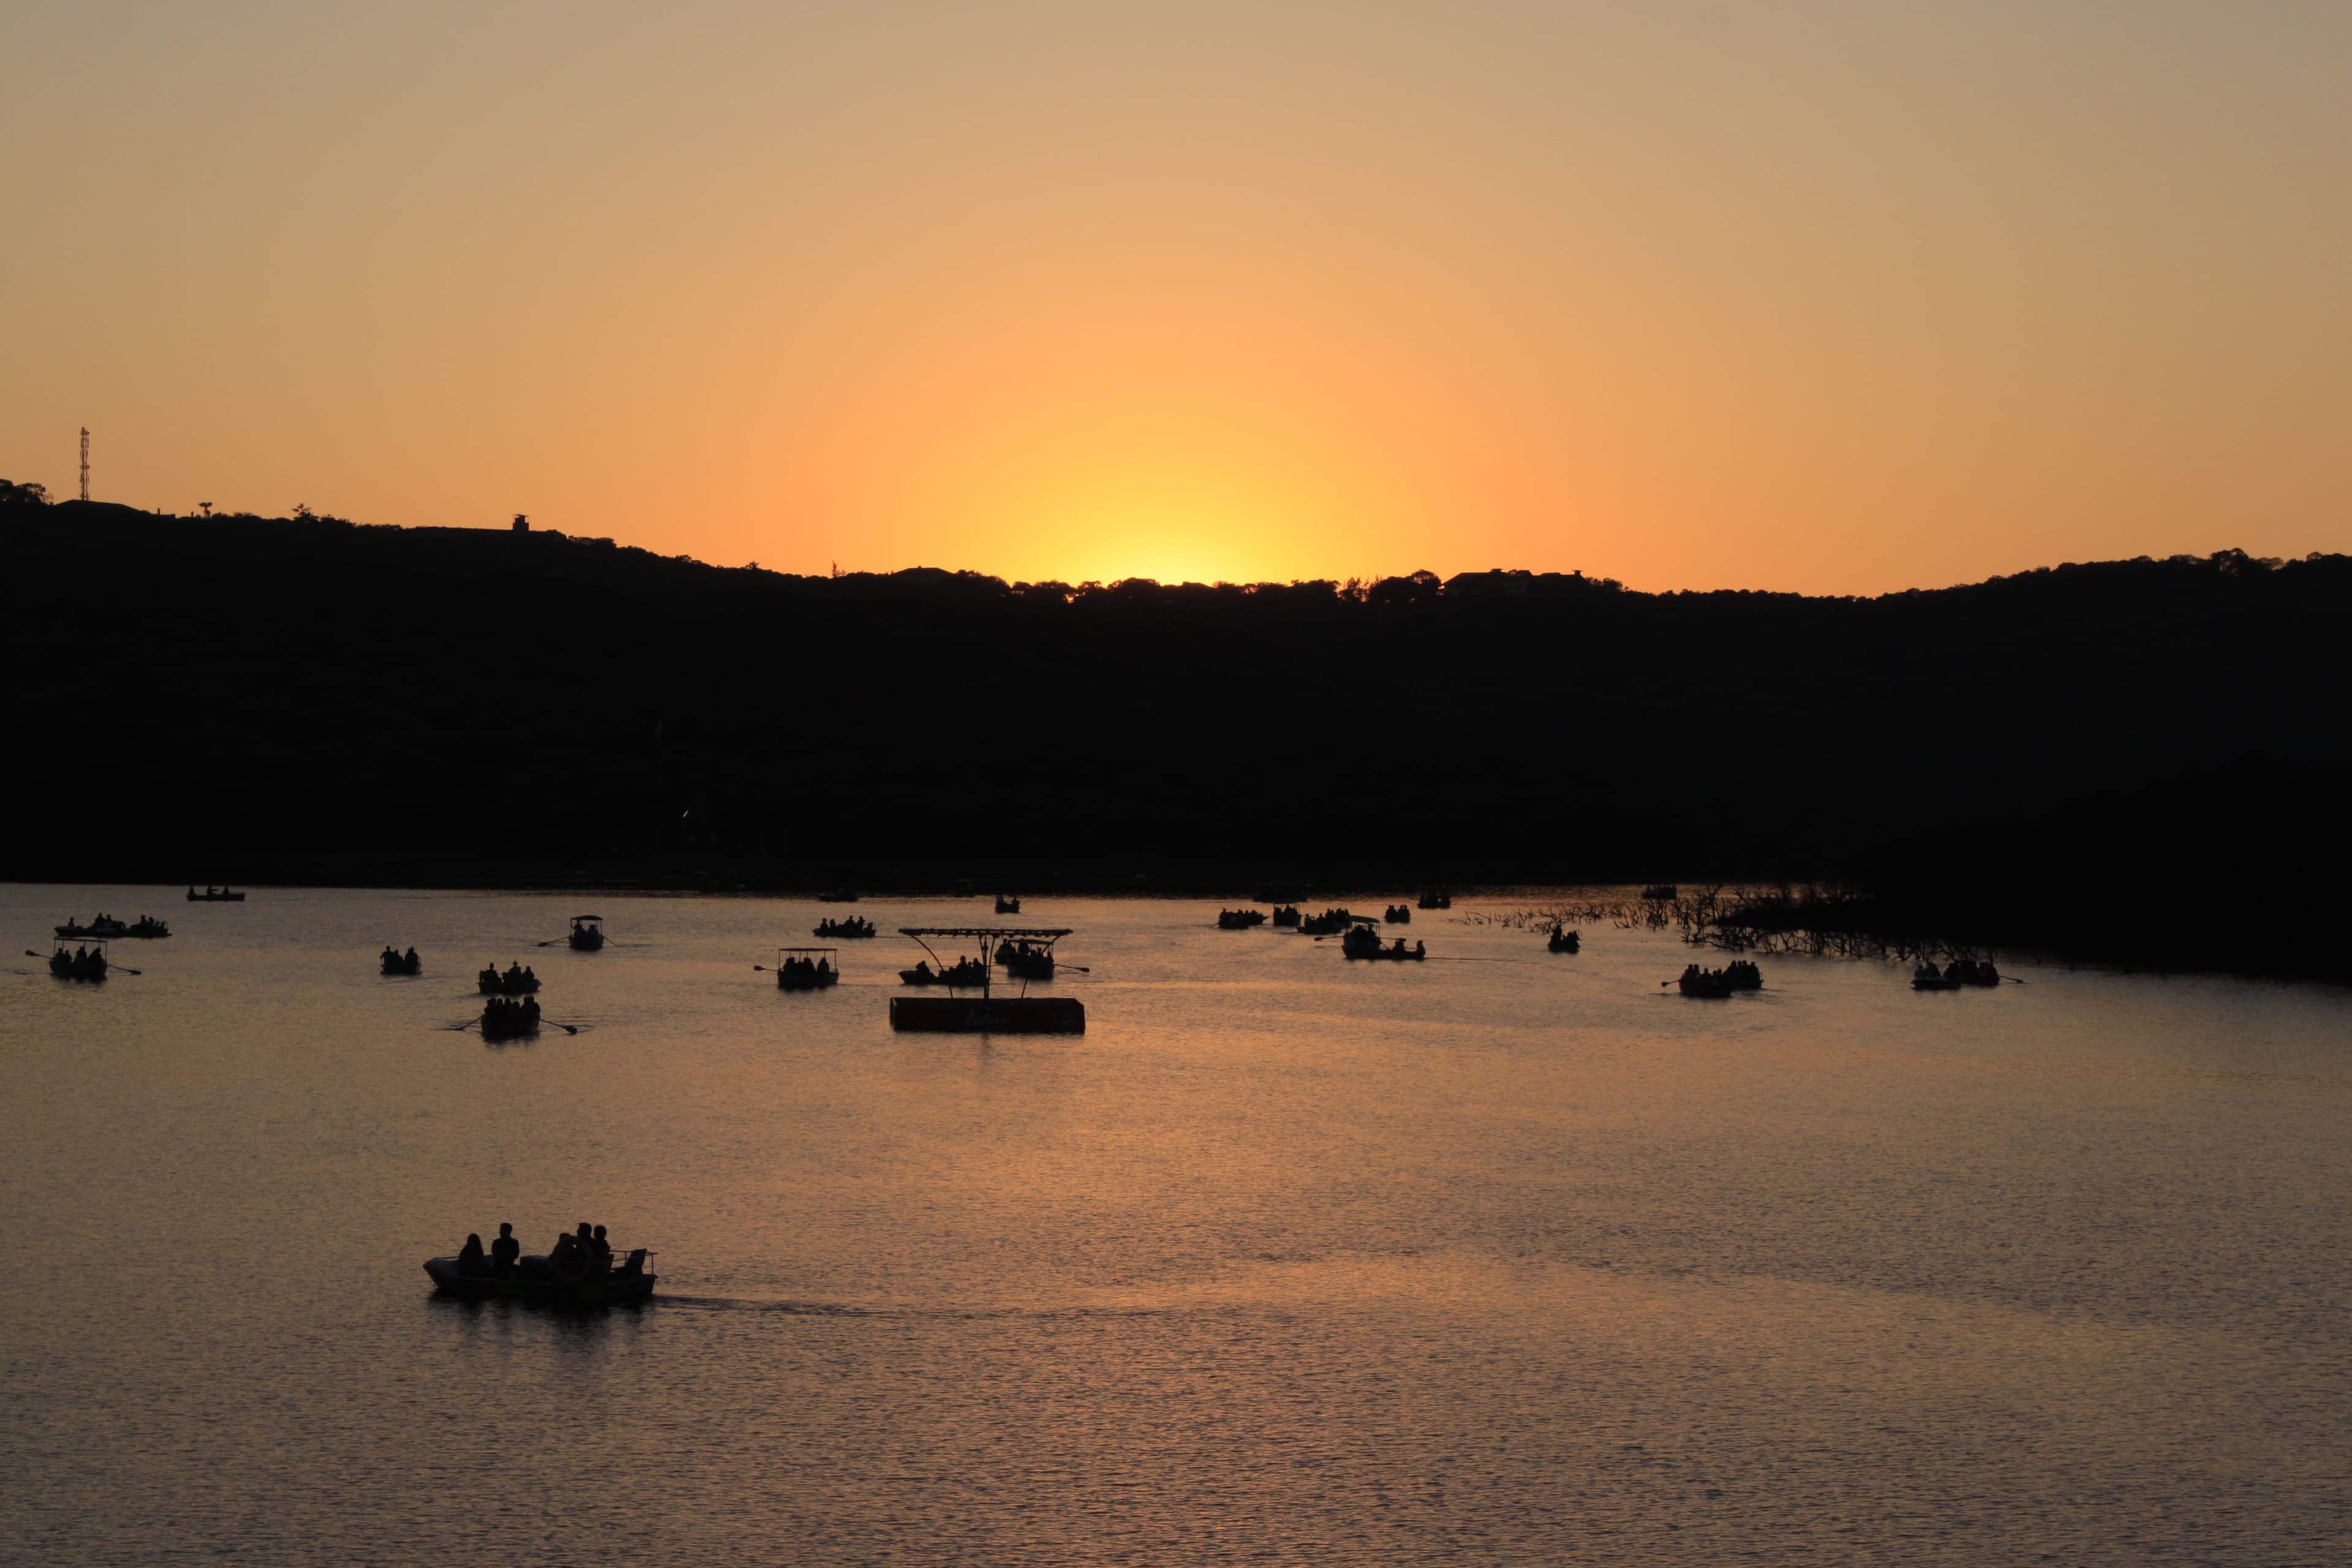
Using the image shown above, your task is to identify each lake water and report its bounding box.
[4,884,2350,1565]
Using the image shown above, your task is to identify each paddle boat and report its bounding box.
[380,946,423,976]
[1914,958,2000,990]
[480,994,541,1039]
[46,940,111,981]
[899,956,991,987]
[1342,925,1426,961]
[1216,908,1267,929]
[568,914,605,951]
[186,886,246,902]
[477,962,539,994]
[1670,961,1759,998]
[1384,904,1413,924]
[1416,889,1452,910]
[771,946,840,990]
[1547,925,1580,953]
[127,915,172,939]
[998,939,1055,980]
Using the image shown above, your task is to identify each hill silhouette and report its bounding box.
[5,499,2347,977]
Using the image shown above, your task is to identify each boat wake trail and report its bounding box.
[654,1294,876,1316]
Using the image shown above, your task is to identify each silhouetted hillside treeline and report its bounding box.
[5,500,2348,975]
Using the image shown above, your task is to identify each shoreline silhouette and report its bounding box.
[4,499,2345,981]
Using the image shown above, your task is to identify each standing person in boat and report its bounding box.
[491,1222,521,1276]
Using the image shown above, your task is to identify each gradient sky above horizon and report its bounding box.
[2,2,2346,594]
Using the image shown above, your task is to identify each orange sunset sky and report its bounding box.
[2,2,2346,594]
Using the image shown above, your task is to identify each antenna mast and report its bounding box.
[79,428,89,502]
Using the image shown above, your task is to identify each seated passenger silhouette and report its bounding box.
[458,1232,487,1276]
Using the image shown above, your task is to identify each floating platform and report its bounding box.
[889,995,1085,1034]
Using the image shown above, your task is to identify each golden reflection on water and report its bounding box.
[4,886,2350,1563]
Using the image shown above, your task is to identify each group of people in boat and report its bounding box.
[1382,905,1413,924]
[380,945,422,975]
[775,953,837,990]
[900,956,989,987]
[453,1221,638,1283]
[1341,925,1426,961]
[1417,891,1452,910]
[1547,925,1580,952]
[478,961,540,994]
[997,940,1054,979]
[1216,908,1267,929]
[1270,905,1301,927]
[481,993,543,1036]
[1298,907,1362,936]
[995,895,1021,914]
[815,916,876,939]
[48,944,109,981]
[1913,958,2001,990]
[56,913,157,938]
[1673,960,1761,997]
[186,886,244,901]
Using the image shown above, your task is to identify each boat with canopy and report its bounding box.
[889,927,1085,1033]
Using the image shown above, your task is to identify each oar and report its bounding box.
[470,1011,580,1035]
[26,950,138,974]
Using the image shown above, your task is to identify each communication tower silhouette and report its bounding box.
[79,428,89,502]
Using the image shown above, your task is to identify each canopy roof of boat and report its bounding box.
[776,946,839,956]
[899,926,1071,940]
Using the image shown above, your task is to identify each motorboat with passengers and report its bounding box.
[815,915,877,939]
[424,1228,655,1307]
[55,914,130,938]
